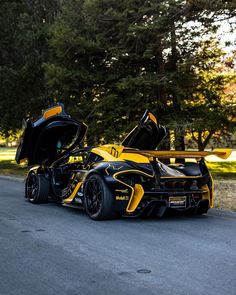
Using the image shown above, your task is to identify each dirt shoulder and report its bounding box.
[214,179,236,211]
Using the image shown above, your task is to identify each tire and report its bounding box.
[25,171,49,204]
[84,174,118,220]
[196,199,209,215]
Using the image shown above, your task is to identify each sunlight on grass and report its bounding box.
[207,161,236,173]
[0,148,27,176]
[207,161,236,179]
[0,147,16,161]
[0,147,235,178]
[0,160,28,177]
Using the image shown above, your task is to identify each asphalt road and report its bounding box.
[0,178,236,295]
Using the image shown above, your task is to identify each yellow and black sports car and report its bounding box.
[16,105,232,220]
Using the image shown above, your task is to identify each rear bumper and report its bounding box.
[126,188,209,217]
[143,188,207,197]
[129,199,209,218]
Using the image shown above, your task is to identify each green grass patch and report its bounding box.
[0,148,27,176]
[0,147,235,179]
[0,147,16,161]
[206,161,236,179]
[0,160,28,177]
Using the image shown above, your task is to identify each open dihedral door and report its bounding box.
[15,105,87,166]
[122,110,167,150]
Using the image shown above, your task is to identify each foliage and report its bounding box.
[184,41,236,150]
[45,0,236,147]
[0,0,60,136]
[0,0,235,149]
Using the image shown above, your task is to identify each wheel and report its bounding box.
[25,171,49,203]
[84,174,118,220]
[196,199,209,215]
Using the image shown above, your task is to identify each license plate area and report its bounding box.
[169,196,186,208]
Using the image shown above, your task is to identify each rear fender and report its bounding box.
[84,163,150,213]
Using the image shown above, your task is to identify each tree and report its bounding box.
[0,0,61,136]
[1,0,234,151]
[186,42,236,150]
[46,0,235,148]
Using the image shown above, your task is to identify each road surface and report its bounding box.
[0,178,235,295]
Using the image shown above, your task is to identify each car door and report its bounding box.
[15,105,87,166]
[122,110,166,150]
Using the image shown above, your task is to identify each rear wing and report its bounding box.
[123,148,232,160]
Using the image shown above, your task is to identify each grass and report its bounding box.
[0,147,235,178]
[0,160,28,177]
[207,161,236,179]
[0,148,27,177]
[0,147,16,161]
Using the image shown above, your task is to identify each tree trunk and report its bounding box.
[174,128,185,151]
[170,22,186,161]
[197,130,214,151]
[154,37,167,114]
[158,129,171,164]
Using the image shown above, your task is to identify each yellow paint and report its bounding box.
[94,146,232,162]
[201,184,210,201]
[115,189,129,193]
[119,152,150,163]
[161,175,203,179]
[113,172,134,198]
[148,112,157,125]
[209,172,214,208]
[113,169,154,182]
[97,144,124,157]
[63,182,82,204]
[116,196,129,201]
[91,147,124,162]
[126,184,144,213]
[43,105,63,119]
[123,149,233,160]
[201,176,214,208]
[68,155,83,163]
[92,145,150,163]
[212,149,232,160]
[112,169,154,213]
[20,158,28,164]
[105,164,123,175]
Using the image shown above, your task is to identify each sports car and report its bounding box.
[15,105,232,220]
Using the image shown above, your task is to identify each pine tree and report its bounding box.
[0,0,60,136]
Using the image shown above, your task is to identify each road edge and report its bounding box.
[208,208,236,219]
[0,175,24,182]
